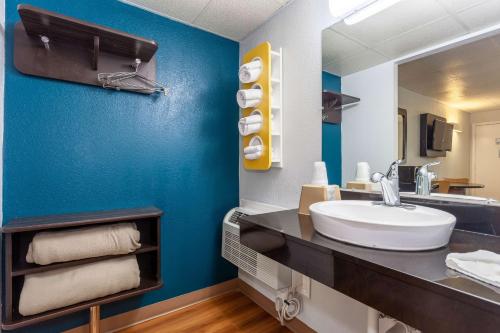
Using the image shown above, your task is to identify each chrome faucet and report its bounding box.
[371,160,402,206]
[415,162,440,195]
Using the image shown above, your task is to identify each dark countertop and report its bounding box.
[239,209,500,333]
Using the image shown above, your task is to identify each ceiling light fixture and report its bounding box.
[343,0,403,25]
[329,0,374,19]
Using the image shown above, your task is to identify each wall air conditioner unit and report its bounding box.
[222,207,291,290]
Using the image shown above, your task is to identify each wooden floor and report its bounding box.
[118,291,291,333]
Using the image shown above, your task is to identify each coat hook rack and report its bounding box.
[14,4,165,96]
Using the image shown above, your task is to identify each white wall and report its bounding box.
[399,87,471,179]
[240,0,335,209]
[239,1,369,332]
[341,62,398,185]
[471,109,500,124]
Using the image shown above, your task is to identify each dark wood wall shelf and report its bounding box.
[18,4,158,61]
[14,4,158,91]
[322,90,360,124]
[2,207,163,331]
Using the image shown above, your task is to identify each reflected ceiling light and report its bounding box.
[329,0,374,19]
[446,99,491,112]
[343,0,403,25]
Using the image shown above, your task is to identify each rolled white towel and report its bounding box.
[237,89,262,101]
[239,68,261,83]
[26,223,141,265]
[446,250,500,287]
[237,89,263,108]
[238,113,262,136]
[245,151,263,160]
[244,145,263,154]
[240,59,262,71]
[238,99,260,109]
[240,113,262,125]
[19,255,140,316]
[238,122,262,136]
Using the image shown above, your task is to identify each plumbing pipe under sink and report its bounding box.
[367,307,379,333]
[367,308,419,333]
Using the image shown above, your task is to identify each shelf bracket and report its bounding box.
[92,36,100,70]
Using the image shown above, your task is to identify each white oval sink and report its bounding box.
[309,200,456,251]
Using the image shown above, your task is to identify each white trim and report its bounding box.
[271,47,283,168]
[394,23,500,66]
[239,199,287,213]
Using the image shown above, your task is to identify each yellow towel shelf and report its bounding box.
[240,42,283,170]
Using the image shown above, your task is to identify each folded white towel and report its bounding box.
[19,255,140,316]
[239,68,261,83]
[446,250,500,287]
[240,59,262,71]
[244,145,263,154]
[26,223,141,265]
[239,122,261,136]
[245,151,263,160]
[240,113,262,125]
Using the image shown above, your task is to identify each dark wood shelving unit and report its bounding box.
[2,207,163,331]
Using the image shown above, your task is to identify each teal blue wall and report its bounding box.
[4,1,239,331]
[322,71,342,185]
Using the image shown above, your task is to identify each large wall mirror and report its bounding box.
[322,0,500,202]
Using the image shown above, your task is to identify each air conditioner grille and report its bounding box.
[222,208,291,290]
[229,210,246,225]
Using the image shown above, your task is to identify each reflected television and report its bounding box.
[432,119,453,151]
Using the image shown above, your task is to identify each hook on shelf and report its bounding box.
[39,35,50,50]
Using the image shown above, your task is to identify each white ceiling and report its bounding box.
[399,33,500,113]
[323,0,500,76]
[120,0,293,41]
